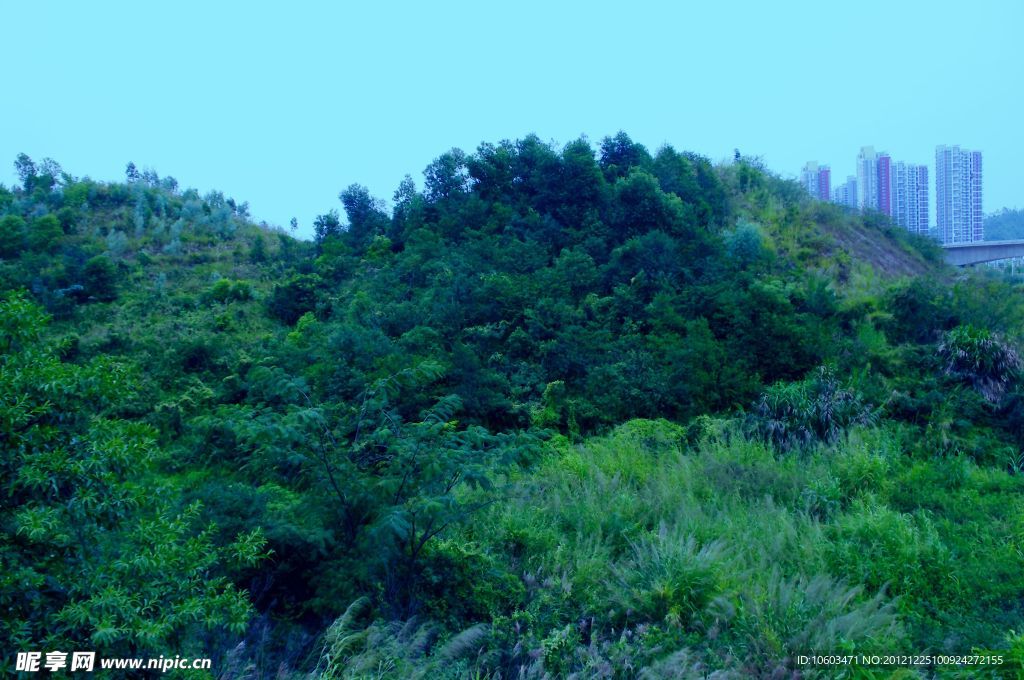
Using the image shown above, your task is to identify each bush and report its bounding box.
[27,214,63,252]
[267,274,319,325]
[939,324,1021,402]
[749,366,875,452]
[0,214,26,257]
[610,528,728,628]
[827,499,957,608]
[203,278,252,305]
[731,570,900,674]
[82,255,118,302]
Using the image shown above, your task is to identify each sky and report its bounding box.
[2,1,1020,238]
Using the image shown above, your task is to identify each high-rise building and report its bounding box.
[832,176,858,209]
[832,177,851,209]
[856,146,878,210]
[855,146,895,214]
[800,162,831,201]
[936,145,983,243]
[877,154,892,217]
[892,162,929,235]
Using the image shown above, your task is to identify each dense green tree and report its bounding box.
[27,214,63,252]
[0,294,264,665]
[267,274,320,324]
[885,277,956,344]
[608,170,691,243]
[423,148,469,202]
[37,158,62,191]
[14,152,37,190]
[82,255,118,301]
[466,140,518,204]
[313,209,343,246]
[650,147,730,228]
[552,137,608,231]
[0,214,26,257]
[339,183,389,249]
[55,206,77,234]
[599,130,652,180]
[249,233,268,262]
[389,174,424,244]
[511,135,562,211]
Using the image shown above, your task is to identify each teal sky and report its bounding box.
[2,1,1019,237]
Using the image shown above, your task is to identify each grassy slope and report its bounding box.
[321,419,1024,677]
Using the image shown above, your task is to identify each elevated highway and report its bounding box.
[942,240,1024,266]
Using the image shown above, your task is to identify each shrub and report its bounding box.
[315,599,491,680]
[938,324,1021,402]
[609,527,728,628]
[731,570,900,674]
[82,255,118,302]
[267,274,319,325]
[827,499,957,608]
[0,214,26,257]
[749,366,875,452]
[27,214,63,252]
[203,278,252,305]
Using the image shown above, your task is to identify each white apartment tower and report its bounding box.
[935,145,983,243]
[832,176,858,209]
[892,162,929,236]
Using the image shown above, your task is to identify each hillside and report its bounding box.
[985,208,1024,241]
[3,135,1024,678]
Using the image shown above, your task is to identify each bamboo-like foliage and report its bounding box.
[749,366,875,452]
[938,324,1022,402]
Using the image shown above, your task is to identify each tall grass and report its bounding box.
[314,418,1024,678]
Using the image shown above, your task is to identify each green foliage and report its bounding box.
[82,254,118,301]
[732,570,899,676]
[0,294,264,666]
[248,233,267,262]
[984,207,1024,241]
[724,218,771,267]
[330,420,936,679]
[315,599,491,680]
[939,324,1022,402]
[610,529,728,628]
[340,183,390,249]
[827,498,957,610]
[267,274,319,324]
[27,213,63,251]
[0,214,26,257]
[313,209,343,245]
[203,277,252,304]
[749,366,875,452]
[302,361,539,615]
[599,130,652,180]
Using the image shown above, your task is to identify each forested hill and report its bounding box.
[4,134,1024,678]
[985,207,1024,241]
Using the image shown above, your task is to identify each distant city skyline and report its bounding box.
[806,144,982,242]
